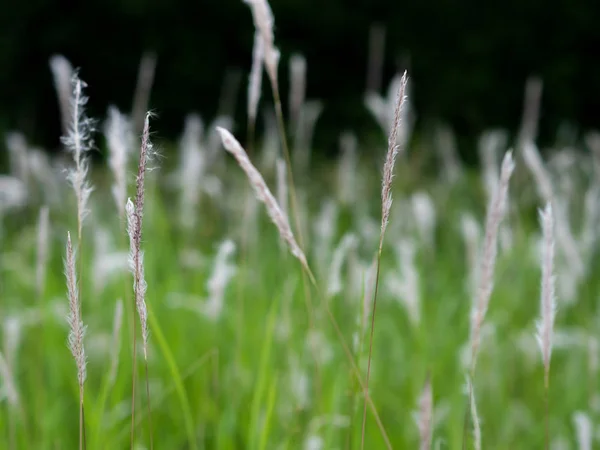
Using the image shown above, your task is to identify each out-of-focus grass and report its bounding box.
[1,144,599,450]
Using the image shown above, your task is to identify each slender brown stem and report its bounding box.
[360,245,383,449]
[303,272,392,450]
[144,359,154,450]
[131,321,138,449]
[544,371,549,450]
[268,78,322,397]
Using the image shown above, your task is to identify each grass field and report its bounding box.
[2,5,600,449]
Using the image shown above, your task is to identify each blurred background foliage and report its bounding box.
[0,0,598,156]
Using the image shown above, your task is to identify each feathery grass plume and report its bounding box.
[327,233,358,298]
[537,202,556,450]
[289,53,307,132]
[243,0,279,89]
[104,106,132,218]
[293,100,323,171]
[337,131,358,206]
[434,124,462,184]
[49,55,74,136]
[126,113,154,449]
[411,192,436,247]
[64,231,87,449]
[247,31,264,150]
[522,141,584,280]
[36,206,50,298]
[62,72,95,241]
[217,127,312,278]
[131,52,157,136]
[414,375,433,450]
[243,0,309,263]
[366,23,386,94]
[28,148,61,205]
[5,132,29,184]
[469,150,515,371]
[361,71,408,449]
[380,71,408,241]
[537,203,556,381]
[204,240,237,320]
[178,114,205,230]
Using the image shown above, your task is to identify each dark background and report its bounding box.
[0,0,598,156]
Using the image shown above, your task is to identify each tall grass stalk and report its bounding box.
[218,127,391,448]
[65,231,87,450]
[127,113,155,449]
[361,71,408,449]
[537,203,556,450]
[243,0,322,397]
[464,150,515,449]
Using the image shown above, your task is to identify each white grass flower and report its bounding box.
[204,240,237,320]
[337,131,358,205]
[537,203,556,384]
[49,54,74,136]
[411,191,436,246]
[243,0,280,85]
[434,124,462,184]
[127,113,154,360]
[0,176,28,214]
[248,31,264,126]
[327,233,358,298]
[380,71,408,241]
[5,132,29,183]
[178,114,205,229]
[469,151,515,371]
[62,73,95,240]
[104,106,133,218]
[65,231,87,392]
[289,53,307,131]
[217,127,310,274]
[522,141,584,278]
[292,100,323,171]
[126,198,148,358]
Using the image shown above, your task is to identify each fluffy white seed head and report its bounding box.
[65,231,87,390]
[536,202,556,379]
[380,71,408,244]
[104,106,132,217]
[248,31,264,124]
[469,151,515,371]
[217,127,310,273]
[49,54,74,136]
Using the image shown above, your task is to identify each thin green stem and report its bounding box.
[360,245,383,450]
